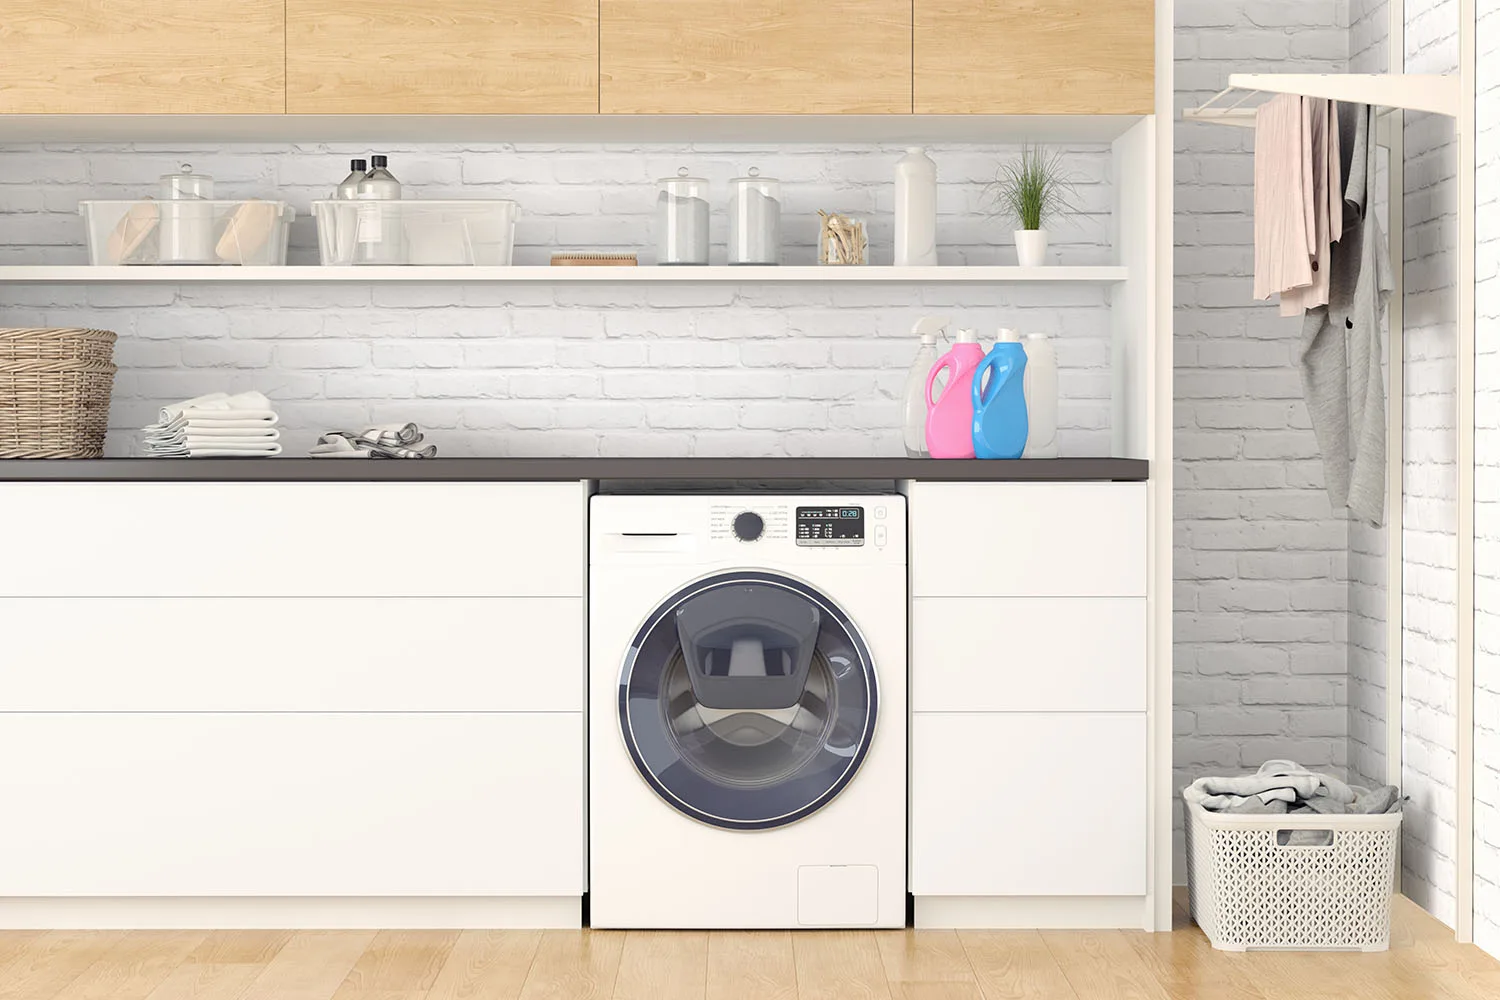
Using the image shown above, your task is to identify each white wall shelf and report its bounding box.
[1184,73,1460,127]
[0,265,1129,285]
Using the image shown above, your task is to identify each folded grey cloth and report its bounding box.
[308,423,436,460]
[1185,759,1403,846]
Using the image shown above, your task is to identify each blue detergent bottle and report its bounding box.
[971,329,1029,459]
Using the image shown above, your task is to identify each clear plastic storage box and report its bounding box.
[313,200,517,266]
[80,200,293,266]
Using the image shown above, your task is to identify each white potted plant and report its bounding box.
[989,145,1075,267]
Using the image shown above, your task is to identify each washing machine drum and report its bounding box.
[619,571,878,830]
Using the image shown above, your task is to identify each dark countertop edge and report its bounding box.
[0,457,1148,483]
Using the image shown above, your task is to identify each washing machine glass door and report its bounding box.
[620,571,878,830]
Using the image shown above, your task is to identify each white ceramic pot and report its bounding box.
[1015,228,1049,267]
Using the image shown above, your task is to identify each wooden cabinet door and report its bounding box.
[286,1,598,114]
[600,0,911,114]
[0,1,284,113]
[915,0,1154,115]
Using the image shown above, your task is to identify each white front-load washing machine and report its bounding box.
[589,493,906,929]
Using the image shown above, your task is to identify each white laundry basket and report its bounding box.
[1184,798,1401,952]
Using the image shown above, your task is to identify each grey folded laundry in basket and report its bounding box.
[1185,759,1403,847]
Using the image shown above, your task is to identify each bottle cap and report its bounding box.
[351,159,367,171]
[997,328,1021,343]
[1025,331,1047,340]
[919,333,938,345]
[957,328,979,344]
[370,155,388,168]
[912,315,950,339]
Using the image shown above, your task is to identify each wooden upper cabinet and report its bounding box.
[599,0,912,115]
[286,1,599,114]
[915,0,1155,115]
[0,1,284,114]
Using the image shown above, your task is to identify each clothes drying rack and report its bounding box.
[1183,60,1478,942]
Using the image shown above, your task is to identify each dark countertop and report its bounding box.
[0,457,1147,482]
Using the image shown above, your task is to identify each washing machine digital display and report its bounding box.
[795,506,865,546]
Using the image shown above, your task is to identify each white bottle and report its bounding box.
[355,154,403,264]
[894,147,937,267]
[902,316,950,457]
[1021,332,1059,458]
[334,158,368,200]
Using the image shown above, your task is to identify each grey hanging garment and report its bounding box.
[1298,102,1394,526]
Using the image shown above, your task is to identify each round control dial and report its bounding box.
[733,511,765,542]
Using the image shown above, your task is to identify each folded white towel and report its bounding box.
[146,441,283,458]
[146,425,281,441]
[178,416,279,430]
[160,390,278,425]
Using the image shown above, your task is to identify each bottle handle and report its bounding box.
[925,359,952,412]
[973,355,1001,409]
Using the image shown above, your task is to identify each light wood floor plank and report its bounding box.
[1124,926,1266,1000]
[614,931,707,1000]
[956,930,1077,1000]
[0,931,125,1000]
[51,931,206,1000]
[517,930,623,1000]
[705,931,796,1000]
[426,929,543,1000]
[894,984,985,1000]
[143,962,267,1000]
[876,930,974,983]
[335,930,459,995]
[183,931,291,967]
[793,931,893,1000]
[1041,930,1170,1000]
[237,930,376,1000]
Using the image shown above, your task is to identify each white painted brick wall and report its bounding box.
[1473,0,1500,959]
[1173,0,1353,880]
[1402,0,1462,928]
[0,142,1118,458]
[1347,0,1392,798]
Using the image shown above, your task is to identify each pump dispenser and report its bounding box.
[925,327,986,459]
[902,316,949,457]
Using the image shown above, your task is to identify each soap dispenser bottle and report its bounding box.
[924,327,985,459]
[902,316,949,457]
[971,329,1029,460]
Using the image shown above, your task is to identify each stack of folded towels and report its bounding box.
[142,391,282,458]
[309,422,436,459]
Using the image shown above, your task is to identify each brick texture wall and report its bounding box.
[0,143,1118,458]
[1401,0,1461,927]
[1172,0,1353,879]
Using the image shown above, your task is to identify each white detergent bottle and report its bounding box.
[902,316,949,457]
[894,147,938,266]
[1021,331,1059,458]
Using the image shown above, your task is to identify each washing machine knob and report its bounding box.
[733,511,765,541]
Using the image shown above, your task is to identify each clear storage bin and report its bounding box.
[1184,798,1401,952]
[79,200,293,266]
[313,200,517,266]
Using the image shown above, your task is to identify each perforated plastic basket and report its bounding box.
[1184,798,1401,952]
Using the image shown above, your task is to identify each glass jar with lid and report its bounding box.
[728,167,781,265]
[157,163,216,264]
[655,167,710,265]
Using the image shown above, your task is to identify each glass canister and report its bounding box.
[656,167,710,265]
[158,163,216,264]
[728,167,781,265]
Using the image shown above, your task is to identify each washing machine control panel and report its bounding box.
[795,506,865,546]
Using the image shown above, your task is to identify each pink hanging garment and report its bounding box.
[1281,98,1343,316]
[1252,93,1315,302]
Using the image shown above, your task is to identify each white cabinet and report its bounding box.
[907,482,1149,912]
[0,482,584,597]
[911,597,1145,713]
[0,597,582,712]
[910,713,1146,896]
[0,713,583,896]
[0,481,588,905]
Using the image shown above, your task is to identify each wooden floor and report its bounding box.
[1,895,1498,1000]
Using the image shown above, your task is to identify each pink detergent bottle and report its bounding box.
[925,328,985,459]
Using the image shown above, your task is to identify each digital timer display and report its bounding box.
[795,506,865,546]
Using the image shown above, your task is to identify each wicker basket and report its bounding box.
[0,328,118,459]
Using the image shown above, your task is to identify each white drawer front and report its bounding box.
[0,713,583,897]
[911,598,1146,713]
[0,482,584,597]
[910,712,1146,897]
[0,597,581,712]
[908,482,1146,597]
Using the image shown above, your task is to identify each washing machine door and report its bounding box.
[619,571,878,830]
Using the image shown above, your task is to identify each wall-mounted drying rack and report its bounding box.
[1182,55,1478,945]
[1183,73,1460,127]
